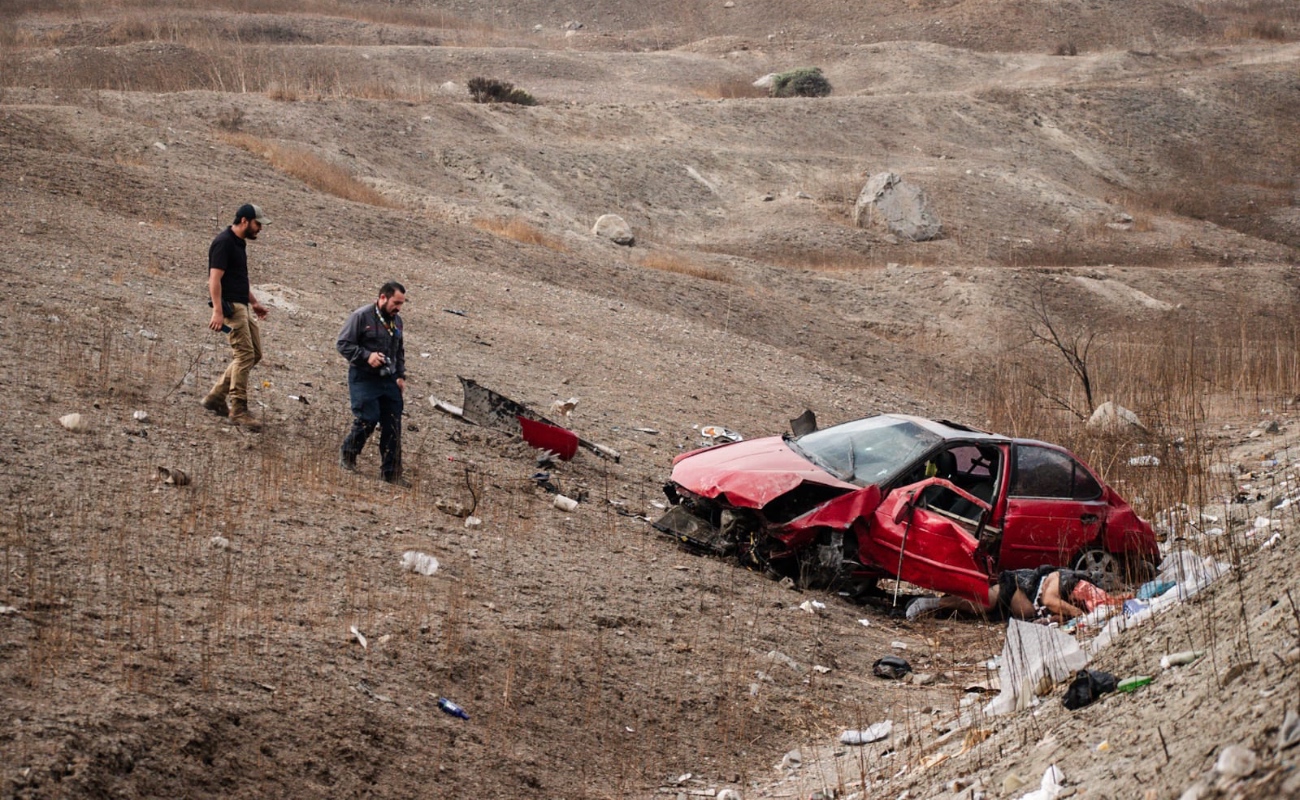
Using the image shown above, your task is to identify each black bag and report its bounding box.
[1062,669,1117,710]
[872,656,912,680]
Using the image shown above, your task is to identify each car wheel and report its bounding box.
[1072,548,1121,583]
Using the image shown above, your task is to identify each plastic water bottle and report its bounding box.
[437,698,469,720]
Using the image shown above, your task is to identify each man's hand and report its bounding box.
[367,352,386,368]
[397,378,405,394]
[209,309,225,332]
[251,300,268,320]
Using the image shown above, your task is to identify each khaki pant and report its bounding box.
[208,302,262,405]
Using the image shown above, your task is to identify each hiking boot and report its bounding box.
[340,451,357,472]
[200,393,229,417]
[228,402,263,432]
[382,474,410,488]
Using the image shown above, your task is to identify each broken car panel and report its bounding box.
[655,414,1158,596]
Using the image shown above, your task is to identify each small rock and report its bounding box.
[139,328,158,340]
[59,413,88,432]
[132,410,149,422]
[1214,745,1257,778]
[1003,773,1027,793]
[210,536,231,550]
[779,749,802,770]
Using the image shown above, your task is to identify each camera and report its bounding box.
[376,353,395,377]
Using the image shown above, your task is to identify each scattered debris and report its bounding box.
[1214,745,1257,779]
[840,721,893,745]
[434,377,620,461]
[435,498,470,518]
[872,656,912,679]
[210,536,230,550]
[1278,709,1300,752]
[443,308,467,317]
[985,620,1088,715]
[401,551,440,576]
[1160,650,1204,669]
[350,625,368,650]
[549,396,579,420]
[464,516,483,529]
[59,413,89,432]
[699,425,743,444]
[519,416,579,461]
[156,466,190,486]
[1062,669,1116,710]
[437,697,470,720]
[132,410,149,422]
[554,494,579,512]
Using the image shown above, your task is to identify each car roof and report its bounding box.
[876,414,1061,450]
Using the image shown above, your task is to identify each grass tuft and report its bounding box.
[217,132,398,207]
[472,217,569,252]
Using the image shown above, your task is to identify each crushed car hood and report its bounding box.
[670,436,856,508]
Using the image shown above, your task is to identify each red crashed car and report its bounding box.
[655,414,1158,602]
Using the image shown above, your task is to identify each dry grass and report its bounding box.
[691,79,769,100]
[637,251,733,282]
[472,217,570,253]
[217,131,399,207]
[974,306,1300,525]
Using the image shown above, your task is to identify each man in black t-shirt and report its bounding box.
[203,203,271,430]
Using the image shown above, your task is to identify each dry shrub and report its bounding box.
[637,252,732,283]
[266,84,299,102]
[472,217,569,252]
[217,132,398,207]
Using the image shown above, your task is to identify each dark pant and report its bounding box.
[342,375,403,478]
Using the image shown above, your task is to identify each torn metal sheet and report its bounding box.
[518,416,579,461]
[456,377,620,462]
[653,504,733,554]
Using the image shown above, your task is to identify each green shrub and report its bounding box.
[770,67,831,98]
[467,77,538,106]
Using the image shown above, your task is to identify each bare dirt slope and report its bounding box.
[1,1,1299,798]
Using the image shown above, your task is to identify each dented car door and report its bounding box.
[858,477,995,603]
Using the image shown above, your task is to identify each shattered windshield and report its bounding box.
[789,417,942,486]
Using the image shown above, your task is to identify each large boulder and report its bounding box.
[592,214,634,246]
[852,172,942,242]
[1086,401,1146,433]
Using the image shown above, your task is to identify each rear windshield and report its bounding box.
[789,417,942,485]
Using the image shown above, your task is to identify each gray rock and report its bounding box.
[1086,401,1146,433]
[592,214,634,246]
[853,172,942,241]
[1214,745,1257,778]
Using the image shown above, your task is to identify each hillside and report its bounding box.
[1,1,1299,797]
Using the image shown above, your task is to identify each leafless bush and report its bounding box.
[214,105,244,131]
[1054,41,1078,56]
[467,77,537,106]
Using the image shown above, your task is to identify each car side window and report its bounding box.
[1010,445,1101,500]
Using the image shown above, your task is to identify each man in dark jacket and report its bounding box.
[337,282,407,485]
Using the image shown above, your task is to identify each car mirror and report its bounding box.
[893,490,918,525]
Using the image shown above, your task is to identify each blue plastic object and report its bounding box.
[437,698,470,720]
[1123,599,1149,616]
[1137,580,1175,601]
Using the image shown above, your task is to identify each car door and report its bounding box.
[998,444,1108,570]
[859,477,995,603]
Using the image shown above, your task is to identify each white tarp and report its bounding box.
[985,619,1089,716]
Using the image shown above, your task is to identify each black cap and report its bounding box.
[235,203,271,225]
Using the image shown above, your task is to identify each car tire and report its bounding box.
[1072,548,1122,583]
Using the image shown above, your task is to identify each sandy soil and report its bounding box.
[1,1,1299,797]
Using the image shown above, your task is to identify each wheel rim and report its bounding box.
[1075,549,1120,577]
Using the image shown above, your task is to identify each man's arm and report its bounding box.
[208,269,226,331]
[336,311,363,363]
[248,289,268,320]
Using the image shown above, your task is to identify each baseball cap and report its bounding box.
[235,203,271,225]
